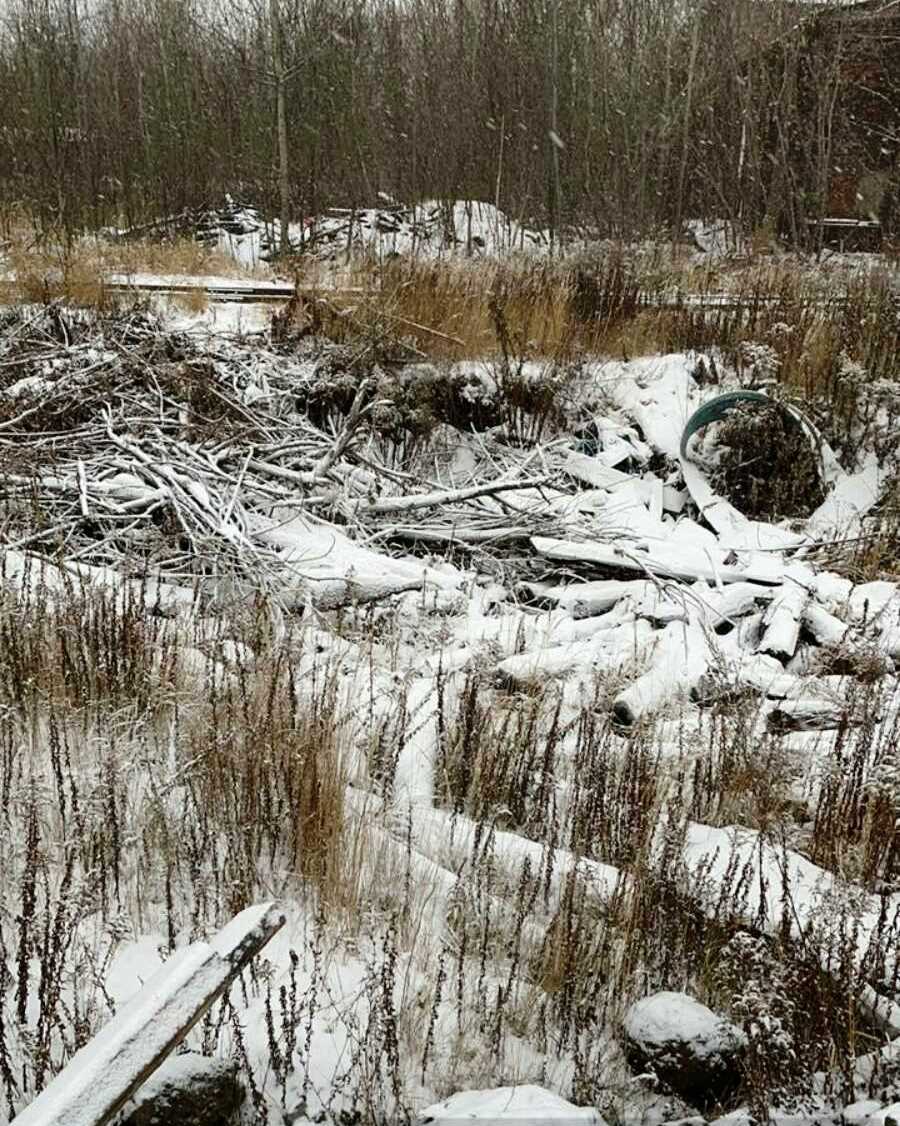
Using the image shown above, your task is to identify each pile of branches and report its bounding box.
[0,305,574,597]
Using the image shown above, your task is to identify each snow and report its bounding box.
[601,355,698,461]
[864,1105,900,1126]
[843,1101,886,1124]
[105,272,292,293]
[806,453,882,542]
[292,200,550,261]
[420,1085,606,1125]
[13,903,283,1126]
[681,823,900,988]
[190,199,551,265]
[6,294,900,1126]
[623,993,746,1058]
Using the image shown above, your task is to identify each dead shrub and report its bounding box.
[710,401,826,521]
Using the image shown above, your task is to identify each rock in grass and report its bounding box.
[867,1104,900,1126]
[623,992,746,1110]
[117,1052,243,1126]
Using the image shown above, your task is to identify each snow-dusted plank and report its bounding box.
[563,450,634,490]
[15,902,285,1126]
[806,454,881,542]
[531,536,783,587]
[104,272,297,295]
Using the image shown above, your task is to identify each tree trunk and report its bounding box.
[271,0,290,257]
[548,0,561,255]
[673,12,701,245]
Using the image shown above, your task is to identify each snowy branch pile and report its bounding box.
[107,198,550,266]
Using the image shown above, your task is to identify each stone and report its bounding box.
[623,991,746,1110]
[418,1085,607,1126]
[117,1052,243,1126]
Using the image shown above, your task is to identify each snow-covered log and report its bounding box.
[768,695,871,732]
[2,550,195,616]
[612,619,711,725]
[496,619,653,687]
[399,804,625,911]
[681,823,900,989]
[802,601,850,647]
[534,579,652,617]
[756,581,809,661]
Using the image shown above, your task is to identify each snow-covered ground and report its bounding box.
[1,289,900,1126]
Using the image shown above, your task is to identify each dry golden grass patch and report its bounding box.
[108,234,270,279]
[1,216,269,308]
[280,256,608,360]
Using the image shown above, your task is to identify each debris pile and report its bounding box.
[0,308,894,734]
[286,199,549,260]
[3,305,900,1126]
[106,199,549,266]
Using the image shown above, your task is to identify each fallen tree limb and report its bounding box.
[378,524,533,546]
[531,536,784,587]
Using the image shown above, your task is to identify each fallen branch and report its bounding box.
[359,476,550,516]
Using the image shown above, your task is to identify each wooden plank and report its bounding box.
[14,901,285,1126]
[530,535,784,587]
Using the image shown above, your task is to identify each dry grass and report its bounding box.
[0,552,897,1121]
[282,256,600,362]
[0,215,268,308]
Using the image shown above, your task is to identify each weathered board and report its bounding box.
[14,901,285,1126]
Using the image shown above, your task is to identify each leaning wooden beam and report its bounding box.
[14,901,285,1126]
